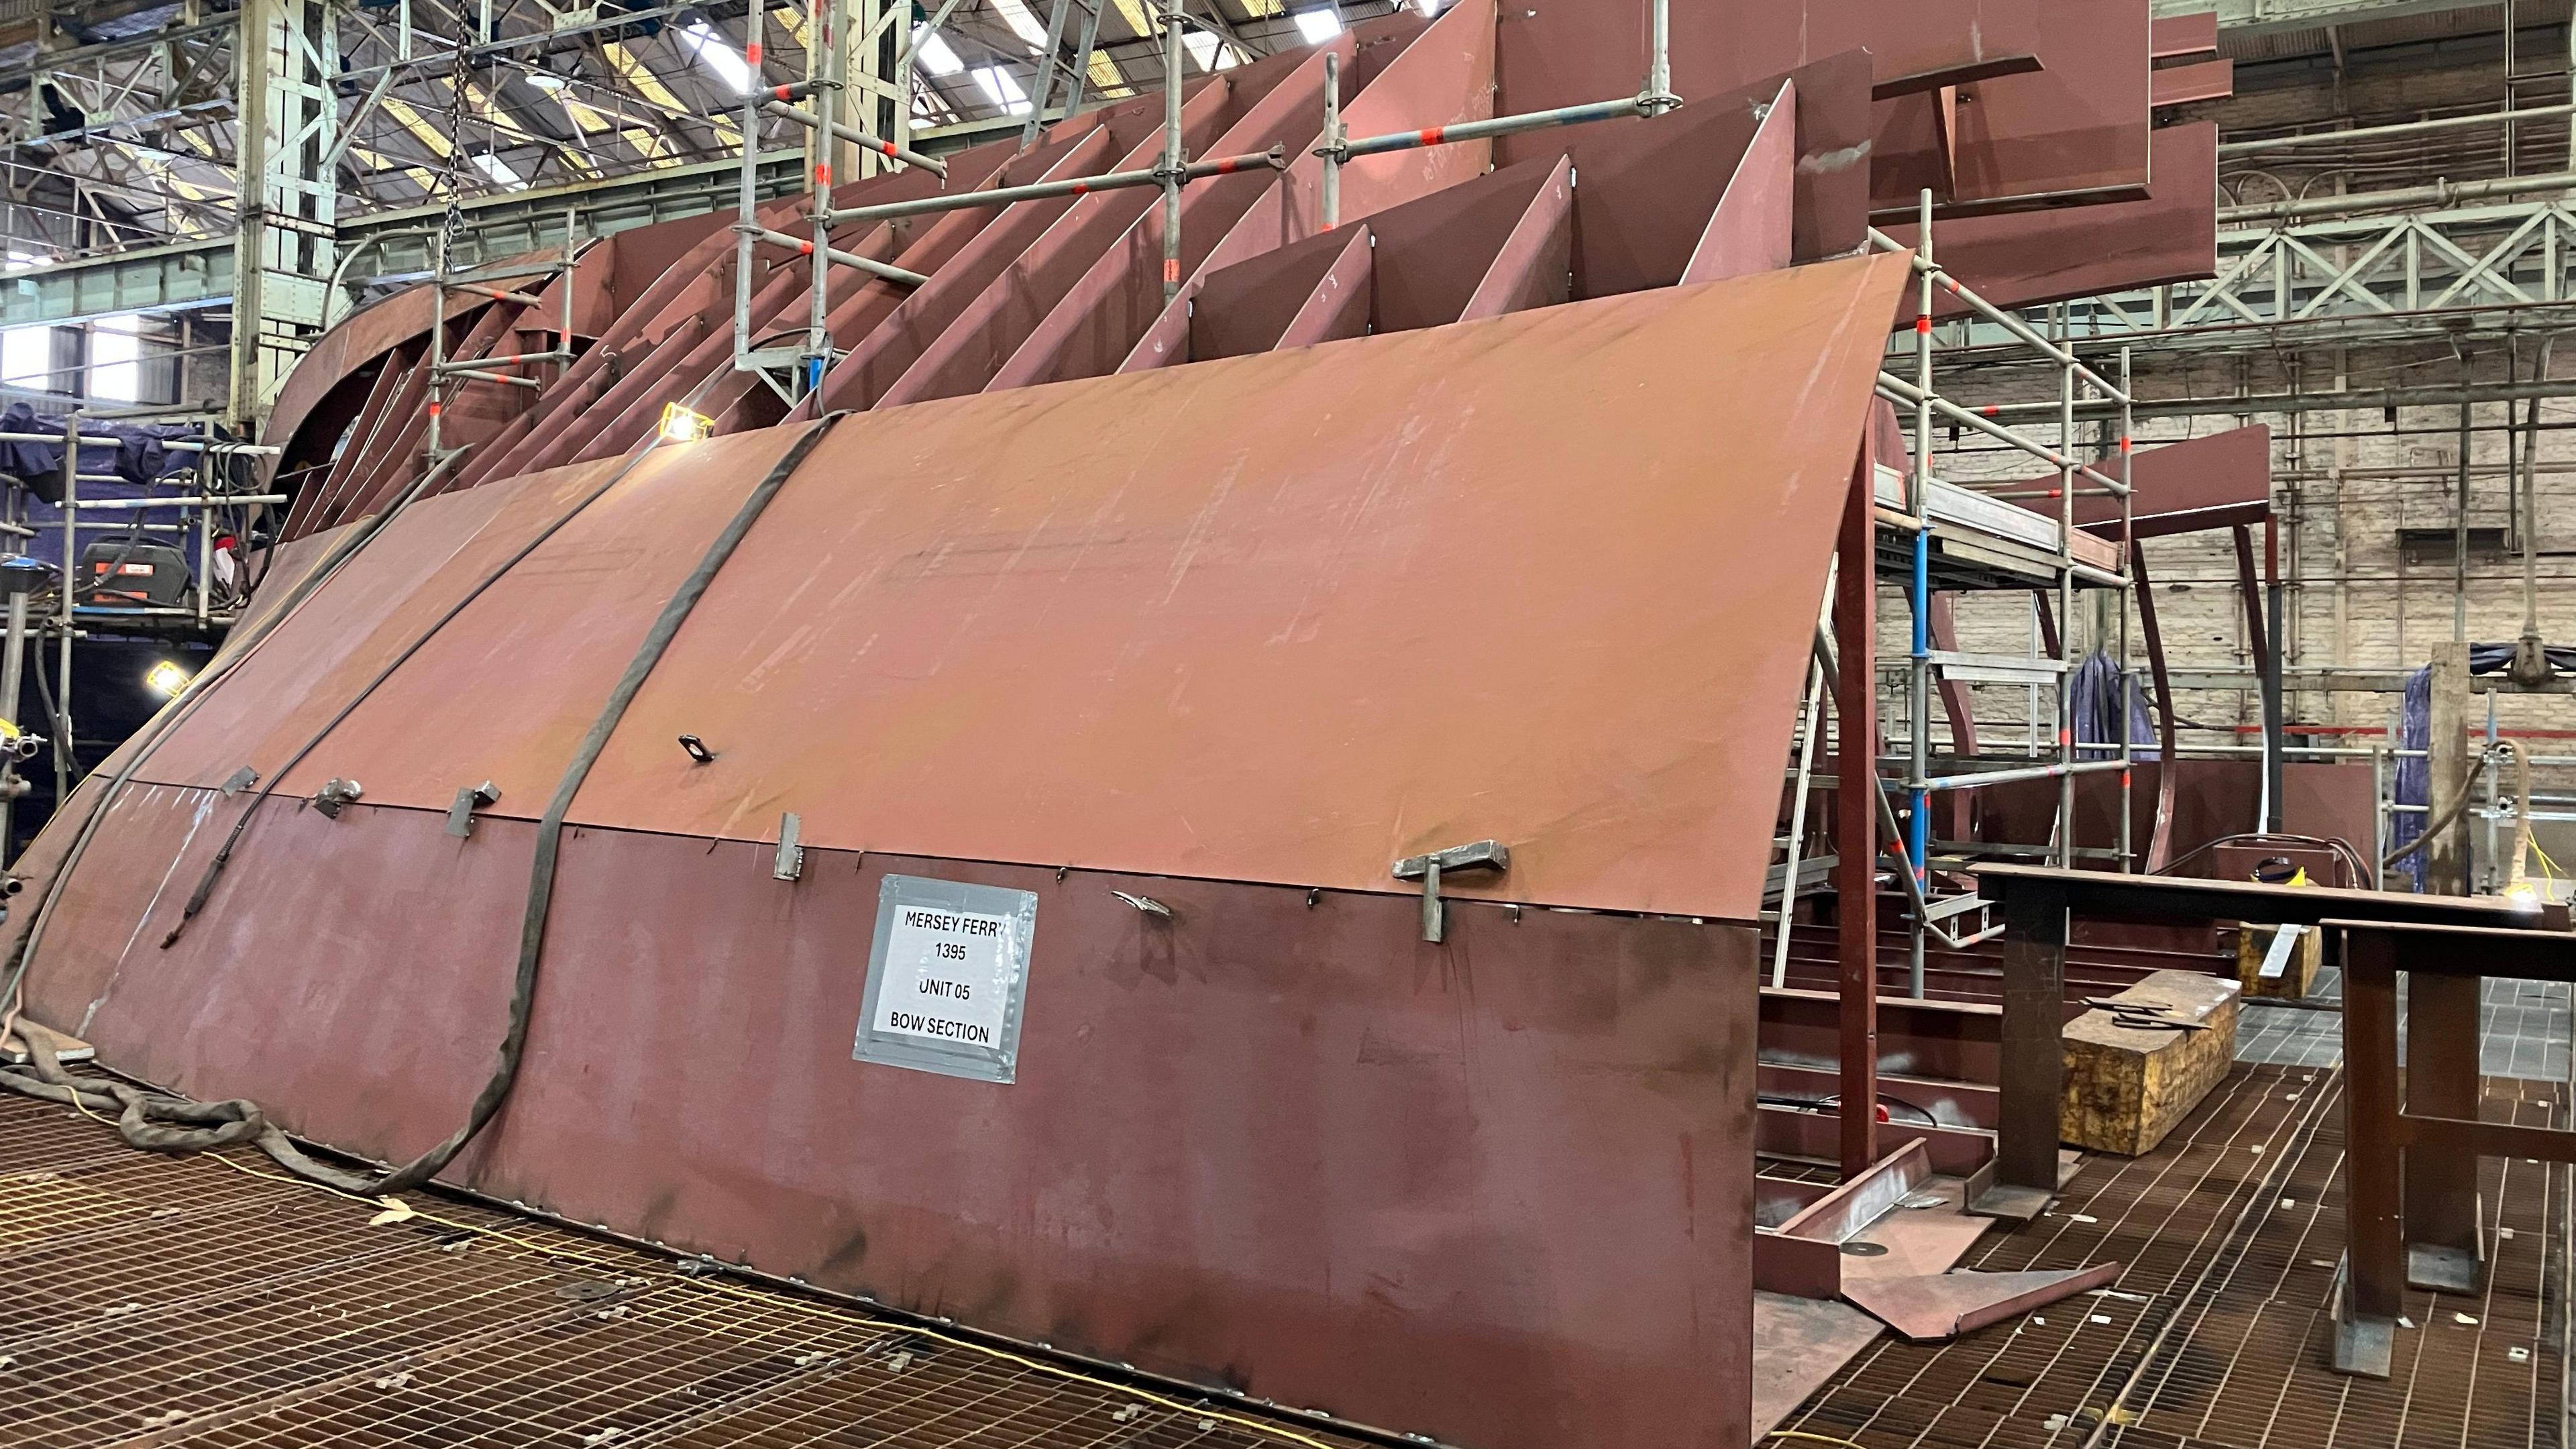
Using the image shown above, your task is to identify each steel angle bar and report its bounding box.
[2422,209,2550,309]
[2281,223,2408,319]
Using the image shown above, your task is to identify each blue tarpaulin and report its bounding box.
[2386,643,2575,890]
[0,403,233,572]
[2070,648,2158,760]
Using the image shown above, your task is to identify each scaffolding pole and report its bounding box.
[1907,190,1933,999]
[807,0,839,395]
[731,1,945,398]
[1798,205,2140,1009]
[1316,0,1678,203]
[1158,0,1185,303]
[428,207,579,471]
[53,411,72,812]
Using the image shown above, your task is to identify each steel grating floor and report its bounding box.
[2233,973,2573,1082]
[0,1087,1377,1449]
[1776,1061,2569,1449]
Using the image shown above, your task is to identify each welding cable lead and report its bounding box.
[2381,741,2528,873]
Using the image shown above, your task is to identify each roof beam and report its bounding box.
[2153,0,2508,37]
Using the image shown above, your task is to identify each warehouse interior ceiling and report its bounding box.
[0,0,1413,268]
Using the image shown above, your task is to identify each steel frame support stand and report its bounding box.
[2262,521,2286,831]
[2334,922,2564,1378]
[2336,926,2408,1378]
[1974,876,2065,1222]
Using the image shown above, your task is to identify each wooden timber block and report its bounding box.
[0,1027,93,1067]
[2059,970,2239,1157]
[2236,922,2322,1000]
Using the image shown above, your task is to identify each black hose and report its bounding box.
[371,415,834,1193]
[0,1020,380,1191]
[30,639,67,785]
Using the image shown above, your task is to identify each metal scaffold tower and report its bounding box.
[731,0,949,403]
[0,406,284,861]
[1768,191,2139,1009]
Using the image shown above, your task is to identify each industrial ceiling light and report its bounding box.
[1182,32,1234,70]
[678,19,755,94]
[144,659,191,697]
[973,64,1032,116]
[988,0,1053,51]
[470,152,522,186]
[1292,8,1342,42]
[911,26,966,76]
[659,402,715,443]
[525,69,572,92]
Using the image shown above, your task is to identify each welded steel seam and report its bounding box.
[371,414,839,1193]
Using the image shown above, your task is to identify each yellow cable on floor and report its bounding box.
[1766,1431,1873,1449]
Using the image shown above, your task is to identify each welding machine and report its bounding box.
[78,540,193,608]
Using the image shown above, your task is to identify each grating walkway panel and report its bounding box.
[2233,969,2571,1081]
[0,1090,1377,1449]
[1777,1062,2566,1449]
[2233,1008,2345,1070]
